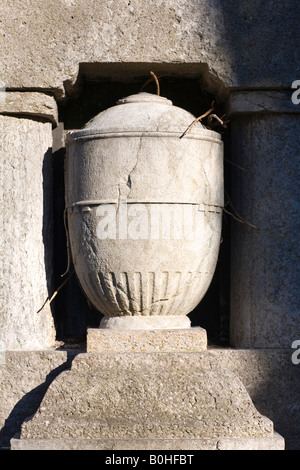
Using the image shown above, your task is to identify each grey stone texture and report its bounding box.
[0,113,56,350]
[0,0,299,452]
[87,327,207,352]
[0,0,298,98]
[227,90,300,116]
[0,92,58,125]
[2,349,298,449]
[11,434,285,451]
[229,92,300,348]
[0,350,74,449]
[12,352,280,448]
[0,0,297,348]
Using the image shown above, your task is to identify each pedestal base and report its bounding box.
[11,352,285,451]
[11,434,285,450]
[87,327,207,352]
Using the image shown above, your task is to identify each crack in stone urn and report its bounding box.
[65,92,224,330]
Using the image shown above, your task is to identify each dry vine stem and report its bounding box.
[223,192,257,230]
[207,113,228,129]
[150,71,160,95]
[180,101,215,139]
[141,72,164,94]
[37,271,74,313]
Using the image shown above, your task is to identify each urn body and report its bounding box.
[66,93,223,329]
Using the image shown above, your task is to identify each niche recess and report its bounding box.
[52,63,230,346]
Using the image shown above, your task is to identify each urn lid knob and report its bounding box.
[117,92,172,106]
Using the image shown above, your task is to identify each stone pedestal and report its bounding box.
[10,347,284,450]
[87,327,207,352]
[0,93,58,350]
[228,90,300,348]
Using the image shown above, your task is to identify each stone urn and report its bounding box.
[65,92,223,329]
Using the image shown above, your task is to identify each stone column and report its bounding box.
[0,92,58,350]
[228,90,300,348]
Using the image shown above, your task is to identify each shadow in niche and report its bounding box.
[42,144,99,344]
[188,122,231,346]
[42,146,55,310]
[0,352,78,450]
[211,0,299,87]
[52,147,102,341]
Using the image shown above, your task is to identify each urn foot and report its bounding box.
[100,314,191,330]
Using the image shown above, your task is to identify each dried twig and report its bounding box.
[141,73,165,93]
[150,71,160,96]
[223,192,257,230]
[140,71,161,95]
[224,159,246,171]
[180,102,215,139]
[37,271,74,313]
[207,113,229,129]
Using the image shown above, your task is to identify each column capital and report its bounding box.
[0,91,58,127]
[226,89,300,117]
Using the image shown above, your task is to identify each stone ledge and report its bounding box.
[11,433,285,451]
[87,327,207,352]
[227,90,300,116]
[0,92,58,126]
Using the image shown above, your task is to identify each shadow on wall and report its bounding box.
[211,0,299,87]
[40,143,102,342]
[42,147,55,312]
[52,147,102,340]
[245,353,300,451]
[214,0,300,449]
[0,353,78,450]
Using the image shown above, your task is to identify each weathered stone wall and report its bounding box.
[228,93,300,348]
[0,0,298,98]
[0,0,299,451]
[0,0,299,348]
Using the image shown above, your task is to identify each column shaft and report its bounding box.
[0,93,58,349]
[228,91,300,348]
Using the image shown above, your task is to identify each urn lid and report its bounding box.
[116,92,173,106]
[68,92,221,141]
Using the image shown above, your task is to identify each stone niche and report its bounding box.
[10,66,284,451]
[53,64,231,347]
